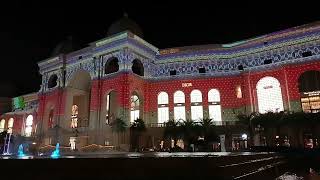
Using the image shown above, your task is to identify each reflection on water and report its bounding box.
[0,152,272,159]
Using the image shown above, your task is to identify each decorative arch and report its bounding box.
[174,90,186,121]
[132,59,144,76]
[208,89,222,123]
[157,92,169,123]
[190,89,203,121]
[105,57,119,75]
[48,74,58,88]
[256,76,284,113]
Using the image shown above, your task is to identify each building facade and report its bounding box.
[1,18,320,151]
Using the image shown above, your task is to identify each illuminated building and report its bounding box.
[1,16,320,151]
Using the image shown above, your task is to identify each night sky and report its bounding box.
[0,1,319,97]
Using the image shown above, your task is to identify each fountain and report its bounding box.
[51,143,60,159]
[17,144,26,157]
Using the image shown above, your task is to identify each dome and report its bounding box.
[51,36,80,57]
[107,13,143,37]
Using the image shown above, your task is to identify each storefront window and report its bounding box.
[71,105,78,128]
[130,95,140,123]
[25,115,33,137]
[0,119,5,132]
[8,118,14,134]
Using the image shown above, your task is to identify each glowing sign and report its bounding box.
[182,83,192,87]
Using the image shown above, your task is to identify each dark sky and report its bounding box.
[0,1,319,97]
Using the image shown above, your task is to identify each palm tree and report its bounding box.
[163,119,182,149]
[130,118,146,151]
[180,120,200,151]
[199,118,219,150]
[110,118,127,150]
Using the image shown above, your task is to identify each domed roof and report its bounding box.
[107,13,143,37]
[51,36,80,57]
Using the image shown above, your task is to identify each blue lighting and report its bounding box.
[51,143,60,159]
[17,144,25,157]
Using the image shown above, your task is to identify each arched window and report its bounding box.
[132,59,144,76]
[190,90,203,121]
[130,95,140,123]
[105,57,119,74]
[256,76,284,113]
[158,92,169,124]
[25,115,33,137]
[48,74,58,88]
[174,91,186,121]
[208,89,222,124]
[8,118,14,134]
[0,119,5,132]
[48,109,54,128]
[71,105,78,128]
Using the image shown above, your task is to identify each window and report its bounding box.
[8,118,14,134]
[236,85,242,98]
[170,70,177,76]
[25,115,33,137]
[199,67,206,74]
[208,89,222,124]
[105,57,119,74]
[256,76,284,113]
[190,90,203,121]
[0,119,5,132]
[302,51,312,57]
[48,74,58,88]
[264,59,272,64]
[238,65,244,71]
[158,92,169,124]
[174,91,186,121]
[130,95,140,123]
[71,105,78,128]
[132,59,144,76]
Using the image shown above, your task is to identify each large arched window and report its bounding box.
[48,74,58,88]
[25,115,33,137]
[130,95,140,123]
[190,90,203,121]
[8,118,14,134]
[158,92,169,124]
[174,91,186,121]
[208,89,222,124]
[71,105,78,128]
[298,70,320,113]
[132,59,144,76]
[256,76,284,113]
[0,119,5,132]
[105,57,119,75]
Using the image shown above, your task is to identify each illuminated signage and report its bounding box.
[182,83,192,87]
[302,91,320,96]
